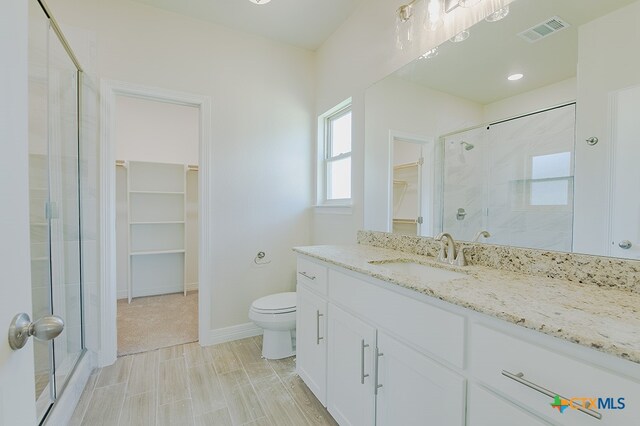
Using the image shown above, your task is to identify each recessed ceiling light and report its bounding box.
[249,0,272,4]
[508,73,524,81]
[486,6,510,22]
[419,47,439,60]
[450,30,470,43]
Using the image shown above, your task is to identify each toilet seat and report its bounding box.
[251,292,296,314]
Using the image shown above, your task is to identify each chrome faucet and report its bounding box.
[435,233,456,264]
[472,230,491,242]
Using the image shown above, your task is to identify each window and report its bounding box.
[319,101,352,205]
[529,152,572,206]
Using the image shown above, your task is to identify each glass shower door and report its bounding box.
[28,0,84,421]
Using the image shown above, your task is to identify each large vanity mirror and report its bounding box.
[364,0,640,260]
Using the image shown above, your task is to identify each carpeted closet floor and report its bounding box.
[117,291,198,356]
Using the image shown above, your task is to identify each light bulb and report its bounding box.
[419,47,439,60]
[426,0,444,31]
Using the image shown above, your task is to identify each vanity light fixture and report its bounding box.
[450,29,470,42]
[508,73,524,81]
[485,5,509,22]
[249,0,272,4]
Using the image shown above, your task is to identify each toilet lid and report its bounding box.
[252,292,296,311]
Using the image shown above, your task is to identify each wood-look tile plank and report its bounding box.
[231,339,274,381]
[118,391,156,426]
[187,362,226,416]
[96,356,133,388]
[184,342,211,367]
[157,399,195,426]
[218,369,265,424]
[81,382,127,426]
[68,371,99,426]
[159,344,184,361]
[280,375,337,426]
[194,407,233,426]
[251,374,310,426]
[207,342,243,375]
[127,350,158,396]
[158,357,190,405]
[242,418,273,426]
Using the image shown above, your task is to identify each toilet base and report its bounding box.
[261,329,295,360]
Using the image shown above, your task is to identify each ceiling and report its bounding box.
[394,0,636,105]
[132,0,364,51]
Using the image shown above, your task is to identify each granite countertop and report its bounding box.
[293,244,640,364]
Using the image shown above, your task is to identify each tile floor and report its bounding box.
[69,336,337,426]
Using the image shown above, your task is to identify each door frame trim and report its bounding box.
[99,80,212,366]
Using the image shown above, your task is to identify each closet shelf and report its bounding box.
[130,221,185,225]
[394,162,419,170]
[129,190,185,195]
[130,249,185,256]
[393,218,418,224]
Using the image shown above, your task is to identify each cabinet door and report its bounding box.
[467,383,552,426]
[327,304,376,426]
[296,285,328,405]
[376,332,465,426]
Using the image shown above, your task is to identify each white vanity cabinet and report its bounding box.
[296,284,328,405]
[327,304,377,426]
[375,331,465,426]
[294,253,640,426]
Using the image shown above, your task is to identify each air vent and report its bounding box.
[517,16,570,43]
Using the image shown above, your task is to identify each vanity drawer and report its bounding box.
[297,257,328,294]
[328,268,465,369]
[469,323,638,426]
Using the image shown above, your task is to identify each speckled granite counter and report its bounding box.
[293,244,640,364]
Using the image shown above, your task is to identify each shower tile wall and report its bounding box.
[442,104,576,251]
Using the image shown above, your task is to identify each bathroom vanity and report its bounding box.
[294,239,640,426]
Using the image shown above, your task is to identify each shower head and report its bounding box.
[460,141,475,151]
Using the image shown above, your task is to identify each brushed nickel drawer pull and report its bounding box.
[374,348,384,395]
[361,340,370,384]
[502,370,602,420]
[298,271,316,280]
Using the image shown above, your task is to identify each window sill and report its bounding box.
[313,204,353,215]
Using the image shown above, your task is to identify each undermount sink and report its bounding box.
[369,260,467,282]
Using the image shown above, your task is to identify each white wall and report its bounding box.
[49,0,315,337]
[114,96,199,165]
[313,0,514,244]
[483,77,576,123]
[573,0,640,255]
[364,76,484,232]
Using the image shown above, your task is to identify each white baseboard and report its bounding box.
[45,350,97,425]
[200,322,262,347]
[117,282,199,300]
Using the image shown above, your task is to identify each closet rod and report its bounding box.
[115,160,126,167]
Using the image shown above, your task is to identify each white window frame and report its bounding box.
[317,98,352,208]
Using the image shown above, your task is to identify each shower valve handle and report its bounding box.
[8,313,64,350]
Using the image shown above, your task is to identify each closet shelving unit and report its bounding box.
[125,160,187,303]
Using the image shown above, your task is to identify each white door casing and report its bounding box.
[609,85,640,260]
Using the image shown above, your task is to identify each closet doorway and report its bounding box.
[114,95,200,356]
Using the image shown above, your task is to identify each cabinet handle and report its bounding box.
[316,310,324,345]
[374,348,384,395]
[361,339,370,384]
[502,370,602,420]
[298,271,316,280]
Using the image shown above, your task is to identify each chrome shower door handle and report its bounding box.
[619,240,632,250]
[8,313,64,350]
[360,339,370,384]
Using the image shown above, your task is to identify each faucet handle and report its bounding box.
[455,247,467,266]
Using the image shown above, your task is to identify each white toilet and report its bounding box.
[249,292,297,359]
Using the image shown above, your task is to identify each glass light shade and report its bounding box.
[426,0,445,30]
[485,6,509,22]
[419,47,439,60]
[458,0,482,7]
[396,5,415,50]
[450,30,470,43]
